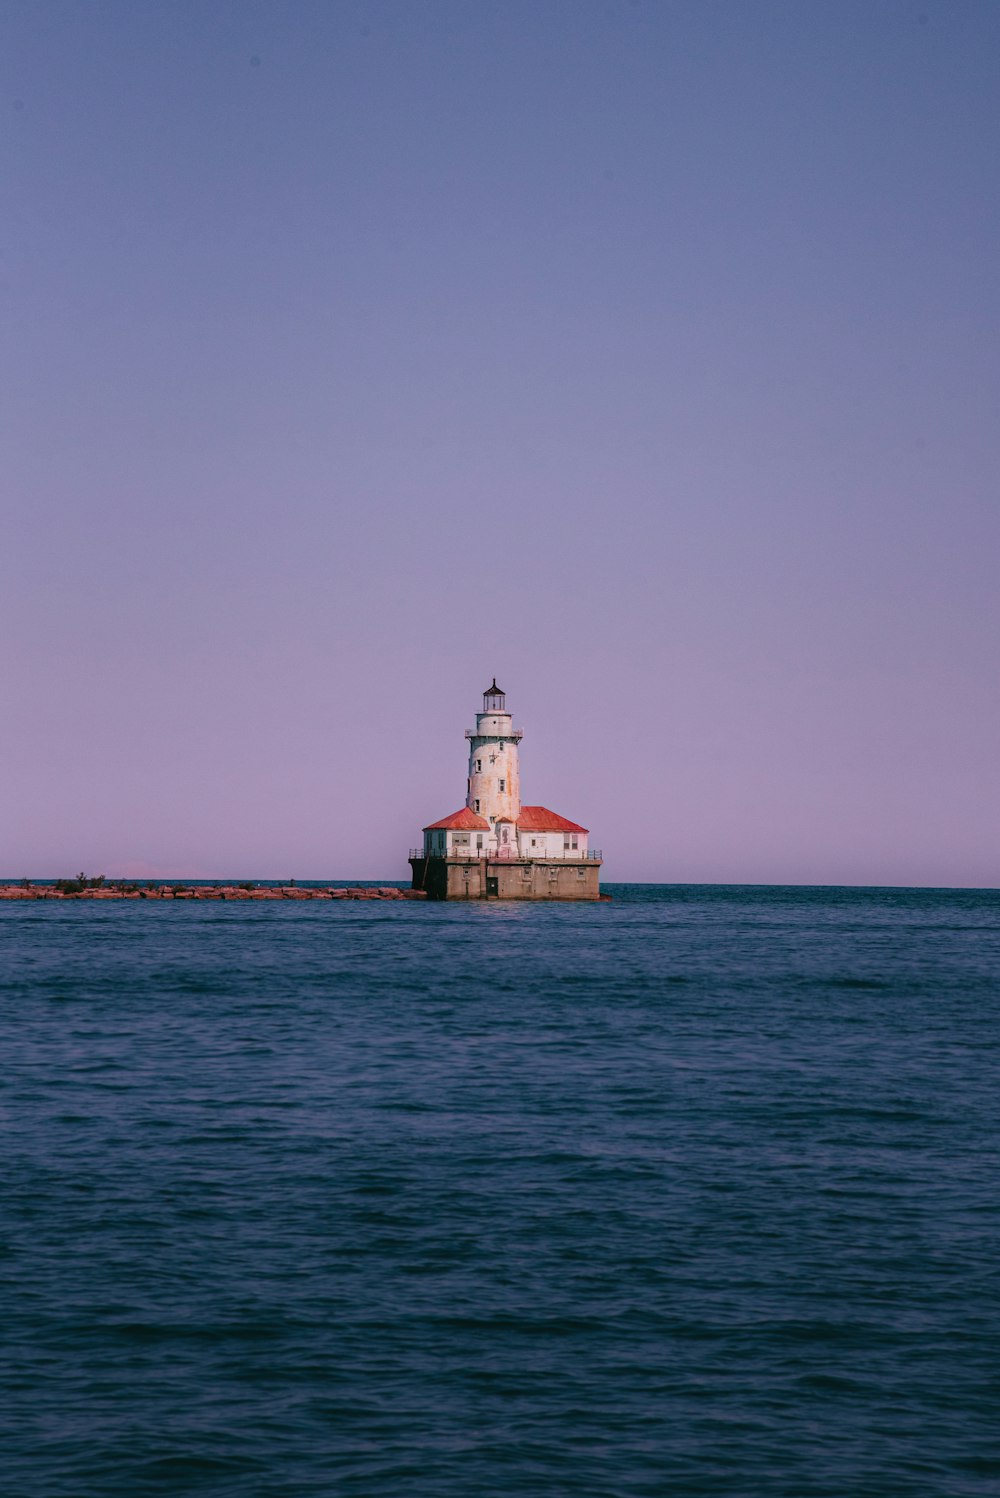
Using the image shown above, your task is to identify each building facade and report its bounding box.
[409,681,602,900]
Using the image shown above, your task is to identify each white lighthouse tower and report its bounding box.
[410,679,602,899]
[465,679,522,837]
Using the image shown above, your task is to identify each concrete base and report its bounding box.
[408,856,602,901]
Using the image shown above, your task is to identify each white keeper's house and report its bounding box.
[409,680,602,900]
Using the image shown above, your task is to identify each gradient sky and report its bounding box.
[3,0,998,884]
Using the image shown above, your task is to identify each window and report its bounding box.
[476,759,481,772]
[474,800,480,813]
[572,836,579,850]
[577,868,586,879]
[499,779,505,793]
[476,834,483,849]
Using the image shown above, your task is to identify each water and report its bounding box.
[2,884,998,1497]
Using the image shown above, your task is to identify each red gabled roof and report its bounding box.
[423,807,490,832]
[517,805,588,834]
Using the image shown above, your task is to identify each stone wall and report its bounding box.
[408,857,602,901]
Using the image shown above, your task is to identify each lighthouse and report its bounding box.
[465,678,522,831]
[409,681,602,900]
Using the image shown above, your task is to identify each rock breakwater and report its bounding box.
[0,885,426,902]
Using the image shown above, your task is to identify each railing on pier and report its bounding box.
[409,849,602,862]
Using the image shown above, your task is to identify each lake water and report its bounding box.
[2,884,998,1496]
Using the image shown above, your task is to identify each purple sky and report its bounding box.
[3,1,998,885]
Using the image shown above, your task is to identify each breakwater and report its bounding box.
[0,884,425,901]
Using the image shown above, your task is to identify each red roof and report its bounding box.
[423,807,490,832]
[517,805,588,834]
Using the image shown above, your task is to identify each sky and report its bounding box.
[3,0,998,885]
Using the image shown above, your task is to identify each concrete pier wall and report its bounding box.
[408,857,602,901]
